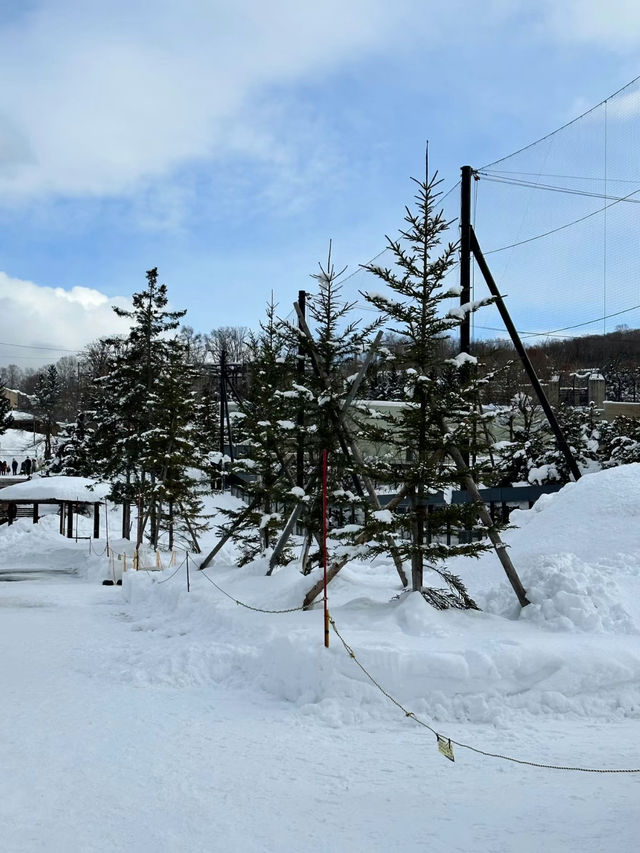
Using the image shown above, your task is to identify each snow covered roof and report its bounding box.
[0,476,110,502]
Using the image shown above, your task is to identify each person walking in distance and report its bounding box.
[24,458,32,479]
[11,458,17,476]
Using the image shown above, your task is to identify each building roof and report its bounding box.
[0,476,110,502]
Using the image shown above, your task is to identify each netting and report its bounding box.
[472,75,640,345]
[334,177,463,327]
[338,76,640,351]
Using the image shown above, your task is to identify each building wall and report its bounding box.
[603,401,640,420]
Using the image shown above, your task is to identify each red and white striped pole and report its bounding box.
[322,449,329,648]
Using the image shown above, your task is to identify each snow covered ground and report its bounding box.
[2,466,640,851]
[0,427,42,472]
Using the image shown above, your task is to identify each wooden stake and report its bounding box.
[446,442,529,608]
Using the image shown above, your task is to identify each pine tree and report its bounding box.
[85,268,202,547]
[49,413,92,476]
[358,169,497,608]
[0,383,14,437]
[293,247,383,570]
[532,403,601,482]
[192,376,224,489]
[34,365,60,461]
[590,413,640,468]
[219,297,300,565]
[492,396,602,485]
[491,391,550,485]
[145,340,206,549]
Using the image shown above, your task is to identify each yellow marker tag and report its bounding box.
[437,735,455,762]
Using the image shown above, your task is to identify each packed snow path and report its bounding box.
[1,566,638,851]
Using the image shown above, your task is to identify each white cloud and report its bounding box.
[540,0,640,47]
[0,272,131,366]
[0,0,416,201]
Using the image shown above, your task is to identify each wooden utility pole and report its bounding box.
[459,165,473,357]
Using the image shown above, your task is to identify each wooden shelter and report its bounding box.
[0,476,110,539]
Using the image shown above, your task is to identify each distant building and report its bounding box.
[2,388,32,411]
[543,372,606,409]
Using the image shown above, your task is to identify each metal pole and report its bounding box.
[105,500,110,556]
[322,449,329,648]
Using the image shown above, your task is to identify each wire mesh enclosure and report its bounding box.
[471,76,640,345]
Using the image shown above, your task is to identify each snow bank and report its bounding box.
[5,465,640,732]
[115,464,640,726]
[456,464,640,635]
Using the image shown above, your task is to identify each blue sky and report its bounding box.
[1,0,640,367]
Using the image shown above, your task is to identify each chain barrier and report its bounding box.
[99,541,640,773]
[90,541,110,557]
[328,617,640,774]
[153,555,188,584]
[198,568,308,614]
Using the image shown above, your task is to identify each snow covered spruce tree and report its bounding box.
[291,247,384,572]
[217,296,302,566]
[491,391,550,486]
[34,365,61,461]
[49,413,92,476]
[192,376,225,489]
[492,395,601,486]
[358,170,498,607]
[598,415,640,467]
[223,252,382,574]
[86,269,204,549]
[0,380,14,437]
[533,403,601,482]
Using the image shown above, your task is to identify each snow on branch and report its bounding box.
[448,352,478,368]
[447,297,494,321]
